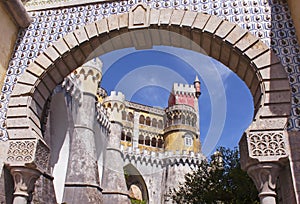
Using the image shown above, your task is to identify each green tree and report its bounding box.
[170,147,259,204]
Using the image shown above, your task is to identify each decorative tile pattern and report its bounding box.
[1,0,300,141]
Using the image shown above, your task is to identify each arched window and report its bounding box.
[122,111,126,120]
[192,118,196,127]
[186,116,191,126]
[184,134,193,147]
[121,131,125,140]
[128,112,134,122]
[145,117,151,126]
[138,135,144,145]
[145,136,150,146]
[152,118,157,127]
[157,138,163,148]
[151,137,157,147]
[174,115,179,124]
[181,115,186,125]
[139,115,145,124]
[158,120,163,129]
[126,132,132,142]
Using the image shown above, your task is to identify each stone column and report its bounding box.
[247,163,281,204]
[62,59,103,203]
[132,112,140,149]
[10,167,40,204]
[102,92,130,204]
[239,129,290,204]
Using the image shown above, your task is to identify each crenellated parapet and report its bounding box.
[172,83,196,96]
[103,91,126,123]
[104,91,125,103]
[62,58,103,102]
[72,64,102,95]
[122,145,205,167]
[96,102,111,132]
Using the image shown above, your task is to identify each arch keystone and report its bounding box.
[129,3,150,29]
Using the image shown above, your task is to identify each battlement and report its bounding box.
[81,57,103,73]
[96,102,111,131]
[121,145,205,166]
[104,91,125,103]
[173,83,195,94]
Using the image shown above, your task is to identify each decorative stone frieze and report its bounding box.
[6,139,50,172]
[248,131,287,158]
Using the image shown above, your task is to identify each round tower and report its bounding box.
[164,78,201,153]
[62,58,103,203]
[101,91,130,204]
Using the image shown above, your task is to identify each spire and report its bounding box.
[194,75,201,98]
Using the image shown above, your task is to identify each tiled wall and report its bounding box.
[1,0,299,140]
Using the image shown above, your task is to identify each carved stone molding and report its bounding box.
[6,139,50,172]
[247,163,281,204]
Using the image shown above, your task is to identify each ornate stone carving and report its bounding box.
[129,4,150,29]
[6,139,50,172]
[248,131,287,158]
[10,166,41,202]
[247,163,281,204]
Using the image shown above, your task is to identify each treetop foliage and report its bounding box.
[170,147,259,204]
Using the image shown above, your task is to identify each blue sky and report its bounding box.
[99,46,254,156]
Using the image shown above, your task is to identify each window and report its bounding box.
[139,115,145,124]
[184,134,193,147]
[152,118,157,127]
[145,117,151,126]
[128,112,134,122]
[138,135,144,144]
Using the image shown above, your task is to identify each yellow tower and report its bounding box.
[164,77,201,153]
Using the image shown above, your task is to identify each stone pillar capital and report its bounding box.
[10,167,41,203]
[247,163,281,204]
